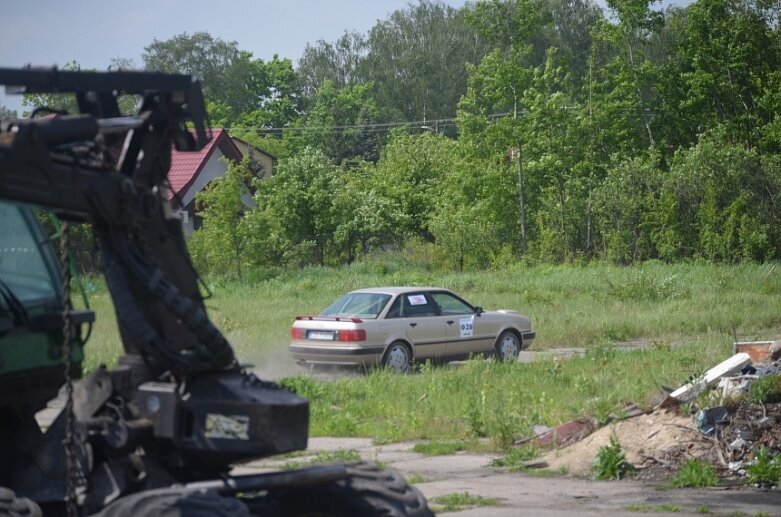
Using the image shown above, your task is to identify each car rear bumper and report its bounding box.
[289,344,385,367]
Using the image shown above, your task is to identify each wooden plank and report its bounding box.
[733,341,775,363]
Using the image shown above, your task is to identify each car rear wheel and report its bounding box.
[495,330,521,362]
[382,342,411,373]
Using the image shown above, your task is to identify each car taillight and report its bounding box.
[291,327,305,339]
[336,329,367,342]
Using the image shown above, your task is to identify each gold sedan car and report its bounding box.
[289,287,535,373]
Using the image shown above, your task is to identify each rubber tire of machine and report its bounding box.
[269,461,434,517]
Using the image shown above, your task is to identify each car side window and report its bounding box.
[430,292,473,315]
[402,293,439,317]
[385,296,401,319]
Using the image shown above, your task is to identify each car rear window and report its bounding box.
[321,293,391,319]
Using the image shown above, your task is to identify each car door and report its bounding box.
[430,291,493,358]
[401,292,447,360]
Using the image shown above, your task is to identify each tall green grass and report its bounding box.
[75,257,780,449]
[79,258,781,373]
[280,337,732,447]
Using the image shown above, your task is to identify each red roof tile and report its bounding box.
[168,128,243,203]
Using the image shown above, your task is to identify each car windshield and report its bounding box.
[321,292,391,319]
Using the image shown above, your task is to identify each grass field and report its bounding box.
[77,256,781,449]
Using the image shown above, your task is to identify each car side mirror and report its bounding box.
[475,306,483,316]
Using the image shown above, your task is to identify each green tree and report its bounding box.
[143,32,302,125]
[330,165,409,263]
[297,31,368,103]
[249,147,339,266]
[188,159,251,277]
[589,0,664,153]
[0,106,18,118]
[22,60,82,115]
[520,49,586,261]
[233,55,302,129]
[291,81,382,163]
[373,132,458,243]
[656,0,780,150]
[364,0,489,124]
[593,151,665,263]
[661,127,781,262]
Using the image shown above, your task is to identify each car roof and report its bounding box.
[348,287,449,296]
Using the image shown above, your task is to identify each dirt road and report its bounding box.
[240,436,781,516]
[36,394,781,515]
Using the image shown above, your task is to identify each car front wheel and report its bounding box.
[383,341,411,373]
[495,330,521,362]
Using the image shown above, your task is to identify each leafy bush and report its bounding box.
[592,435,635,480]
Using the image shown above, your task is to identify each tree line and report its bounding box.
[15,0,781,273]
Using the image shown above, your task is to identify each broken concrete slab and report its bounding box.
[670,353,752,402]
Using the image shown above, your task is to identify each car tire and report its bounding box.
[382,341,412,373]
[495,330,521,362]
[268,461,433,516]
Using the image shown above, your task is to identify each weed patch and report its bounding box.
[281,449,361,470]
[746,448,781,486]
[405,473,429,484]
[748,375,781,404]
[626,503,680,513]
[491,446,538,470]
[429,492,501,513]
[518,466,569,477]
[412,441,467,456]
[671,459,719,488]
[592,435,635,480]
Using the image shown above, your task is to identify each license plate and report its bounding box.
[307,330,335,340]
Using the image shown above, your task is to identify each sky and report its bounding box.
[0,0,690,113]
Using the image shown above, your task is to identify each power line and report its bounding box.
[223,112,510,135]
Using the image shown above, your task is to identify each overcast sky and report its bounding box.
[0,0,690,112]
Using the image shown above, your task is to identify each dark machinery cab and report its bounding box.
[0,201,92,411]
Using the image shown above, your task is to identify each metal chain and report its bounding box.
[60,221,82,517]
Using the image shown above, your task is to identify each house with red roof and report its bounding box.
[168,129,273,237]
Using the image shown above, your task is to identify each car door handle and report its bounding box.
[447,321,454,325]
[409,322,417,328]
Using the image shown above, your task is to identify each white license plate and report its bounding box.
[308,330,335,340]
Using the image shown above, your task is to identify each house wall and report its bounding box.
[177,151,256,238]
[178,151,227,237]
[233,139,274,179]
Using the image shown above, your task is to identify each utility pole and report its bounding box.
[517,139,527,252]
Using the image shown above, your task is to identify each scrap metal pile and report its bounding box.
[663,341,781,482]
[527,341,781,484]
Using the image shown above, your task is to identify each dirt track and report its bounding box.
[35,351,781,515]
[241,436,781,516]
